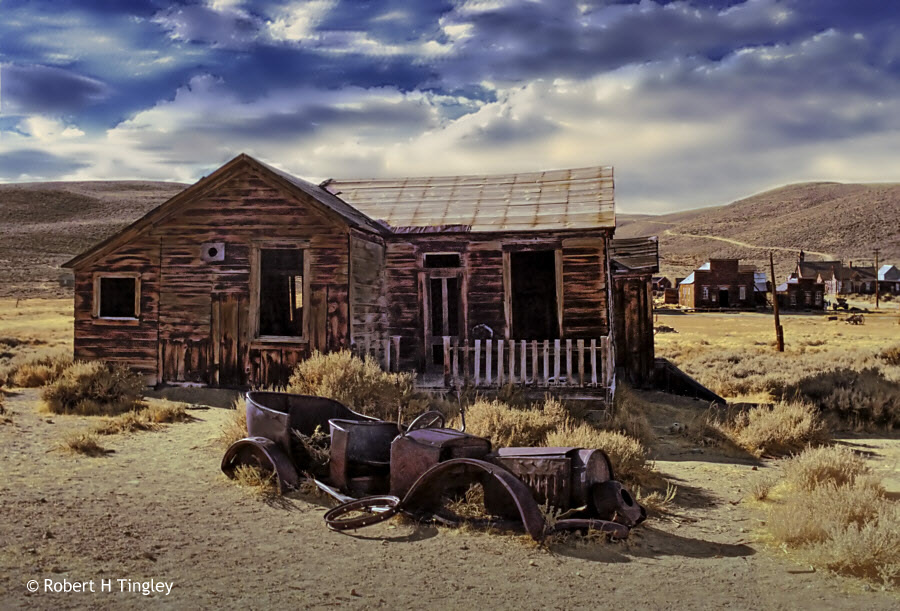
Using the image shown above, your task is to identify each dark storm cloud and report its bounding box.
[1,64,110,114]
[0,149,89,180]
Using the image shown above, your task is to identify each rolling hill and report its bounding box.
[616,182,900,282]
[0,179,897,297]
[0,181,187,297]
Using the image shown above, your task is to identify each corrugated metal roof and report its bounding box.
[610,236,659,273]
[324,166,614,232]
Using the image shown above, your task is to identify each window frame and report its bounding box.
[93,272,141,321]
[701,285,709,301]
[249,242,310,343]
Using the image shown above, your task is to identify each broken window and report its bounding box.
[97,276,139,318]
[510,250,558,339]
[259,249,303,337]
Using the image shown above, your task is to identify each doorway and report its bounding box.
[719,288,729,308]
[510,251,559,339]
[427,275,461,365]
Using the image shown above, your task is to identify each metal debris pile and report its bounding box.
[222,391,646,541]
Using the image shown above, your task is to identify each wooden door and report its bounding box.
[210,294,249,386]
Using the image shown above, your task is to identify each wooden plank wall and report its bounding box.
[384,241,422,369]
[349,232,387,361]
[561,237,610,337]
[73,236,160,383]
[612,275,654,387]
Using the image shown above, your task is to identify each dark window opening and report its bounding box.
[259,249,303,337]
[425,253,461,268]
[510,251,558,339]
[99,277,137,318]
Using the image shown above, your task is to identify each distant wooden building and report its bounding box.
[776,276,825,310]
[677,259,757,309]
[878,265,900,294]
[651,276,671,292]
[64,154,635,395]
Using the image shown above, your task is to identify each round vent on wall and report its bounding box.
[201,242,225,262]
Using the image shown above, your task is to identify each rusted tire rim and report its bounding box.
[324,495,401,531]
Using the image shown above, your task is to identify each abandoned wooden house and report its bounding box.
[650,276,671,293]
[676,259,757,309]
[878,265,900,294]
[63,153,641,397]
[776,276,825,310]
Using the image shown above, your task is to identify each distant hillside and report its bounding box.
[1,179,897,298]
[616,182,900,282]
[0,181,187,297]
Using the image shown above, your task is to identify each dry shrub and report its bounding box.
[58,431,108,457]
[782,445,868,491]
[767,478,884,545]
[8,352,72,387]
[880,344,900,366]
[712,401,827,457]
[219,395,248,448]
[231,464,278,498]
[93,411,156,435]
[41,361,144,416]
[143,401,190,424]
[287,351,419,422]
[545,422,651,486]
[92,401,190,435]
[462,399,558,447]
[608,385,655,446]
[763,445,898,586]
[781,368,900,428]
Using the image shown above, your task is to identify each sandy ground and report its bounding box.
[1,387,897,610]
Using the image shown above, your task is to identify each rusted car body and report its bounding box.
[222,391,645,540]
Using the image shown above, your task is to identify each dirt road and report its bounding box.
[1,388,896,610]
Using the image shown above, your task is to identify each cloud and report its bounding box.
[0,63,110,114]
[0,149,89,181]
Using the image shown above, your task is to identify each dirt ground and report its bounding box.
[0,385,897,610]
[1,300,898,609]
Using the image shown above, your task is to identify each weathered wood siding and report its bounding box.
[349,231,388,361]
[383,232,612,371]
[73,236,160,382]
[74,168,356,387]
[613,275,654,387]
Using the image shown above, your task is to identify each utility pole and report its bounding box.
[769,251,784,352]
[874,248,880,310]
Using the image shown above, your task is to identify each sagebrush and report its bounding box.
[41,361,144,416]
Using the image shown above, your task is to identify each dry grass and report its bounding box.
[760,445,899,586]
[58,431,109,457]
[287,351,424,422]
[219,395,248,449]
[41,360,144,416]
[92,401,191,435]
[657,316,900,429]
[709,401,828,457]
[545,423,652,486]
[781,445,868,491]
[3,351,72,388]
[230,464,278,498]
[462,399,559,447]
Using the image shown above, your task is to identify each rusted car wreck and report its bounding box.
[222,392,646,540]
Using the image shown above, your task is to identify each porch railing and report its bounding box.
[444,336,614,389]
[353,334,615,391]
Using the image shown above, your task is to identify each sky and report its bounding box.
[1,0,899,213]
